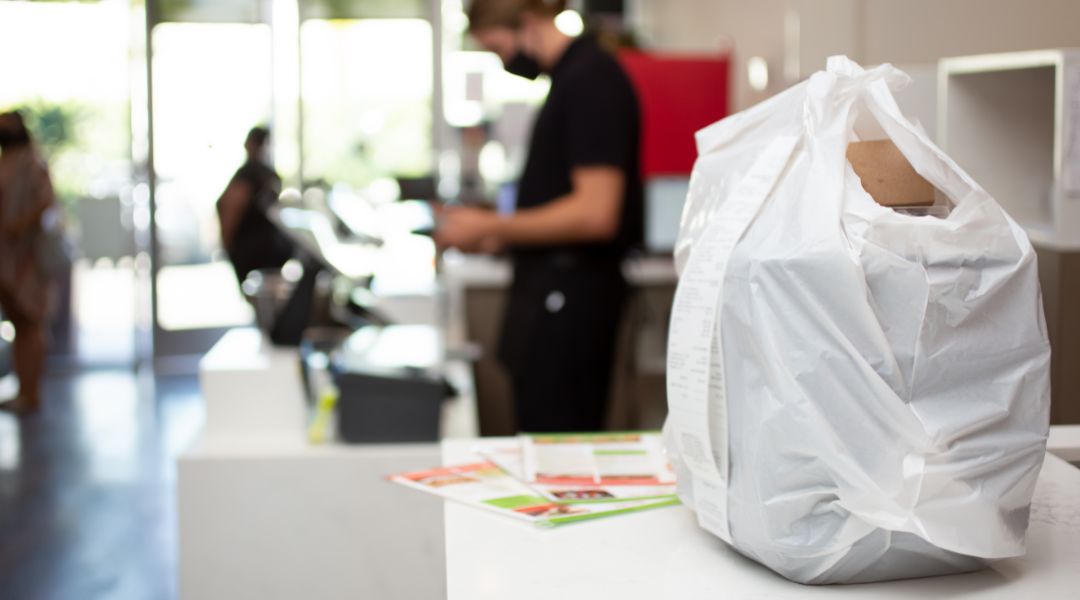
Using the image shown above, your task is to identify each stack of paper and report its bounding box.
[389,432,679,528]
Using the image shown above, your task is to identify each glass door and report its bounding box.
[147,1,272,362]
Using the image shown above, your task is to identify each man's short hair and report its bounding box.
[466,0,567,32]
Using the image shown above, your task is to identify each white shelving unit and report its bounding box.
[939,49,1080,251]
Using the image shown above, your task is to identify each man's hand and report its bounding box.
[434,205,503,253]
[434,166,624,252]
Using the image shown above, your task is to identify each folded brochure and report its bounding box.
[478,436,677,504]
[390,461,678,528]
[521,432,677,486]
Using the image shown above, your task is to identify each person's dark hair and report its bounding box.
[467,0,567,32]
[0,110,32,149]
[246,126,271,149]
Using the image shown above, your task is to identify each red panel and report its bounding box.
[619,51,730,177]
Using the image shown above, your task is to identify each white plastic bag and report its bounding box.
[664,56,1051,584]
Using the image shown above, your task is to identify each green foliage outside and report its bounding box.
[4,99,130,212]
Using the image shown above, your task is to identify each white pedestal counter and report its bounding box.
[179,441,444,600]
[442,439,1080,600]
[179,327,477,599]
[197,328,308,446]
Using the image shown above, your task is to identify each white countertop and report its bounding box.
[1048,425,1080,463]
[442,439,1080,599]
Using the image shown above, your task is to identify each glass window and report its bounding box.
[151,22,273,330]
[300,18,434,190]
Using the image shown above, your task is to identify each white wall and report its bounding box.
[636,0,1080,111]
[860,0,1080,65]
[635,0,789,111]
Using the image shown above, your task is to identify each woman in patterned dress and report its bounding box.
[0,111,56,416]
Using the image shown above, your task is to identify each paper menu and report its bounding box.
[389,461,678,527]
[518,432,676,487]
[478,441,677,504]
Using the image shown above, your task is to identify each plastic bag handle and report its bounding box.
[799,61,878,225]
[862,79,985,207]
[808,56,986,211]
[803,58,907,135]
[827,55,863,77]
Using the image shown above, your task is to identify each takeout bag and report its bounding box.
[664,56,1051,584]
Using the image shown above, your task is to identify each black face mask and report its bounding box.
[503,50,542,81]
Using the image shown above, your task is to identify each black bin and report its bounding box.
[331,325,452,443]
[335,371,449,443]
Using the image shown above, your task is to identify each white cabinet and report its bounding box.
[939,49,1080,250]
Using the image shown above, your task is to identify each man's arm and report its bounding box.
[435,166,624,251]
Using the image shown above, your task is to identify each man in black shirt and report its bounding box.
[217,126,294,285]
[436,0,643,432]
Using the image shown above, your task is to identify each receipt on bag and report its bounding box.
[666,136,799,542]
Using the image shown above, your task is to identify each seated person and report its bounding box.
[217,126,294,285]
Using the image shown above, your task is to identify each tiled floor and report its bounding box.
[0,369,204,600]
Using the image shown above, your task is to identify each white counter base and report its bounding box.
[198,328,307,445]
[180,441,445,600]
[179,327,477,599]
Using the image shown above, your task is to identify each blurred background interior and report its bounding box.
[1,1,1079,599]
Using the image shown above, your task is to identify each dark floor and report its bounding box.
[0,369,204,600]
